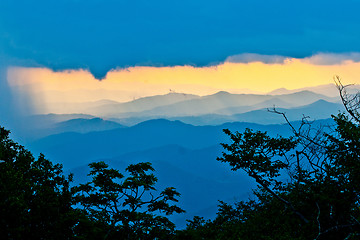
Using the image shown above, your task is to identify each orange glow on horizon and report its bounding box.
[7,56,360,113]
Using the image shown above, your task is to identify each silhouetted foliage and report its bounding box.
[5,76,360,239]
[73,161,184,239]
[178,80,360,239]
[0,127,77,239]
[0,126,184,239]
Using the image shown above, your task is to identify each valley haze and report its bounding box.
[2,1,360,233]
[11,87,345,228]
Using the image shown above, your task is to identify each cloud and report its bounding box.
[225,53,288,64]
[2,0,360,78]
[8,52,360,116]
[302,53,360,65]
[225,53,360,66]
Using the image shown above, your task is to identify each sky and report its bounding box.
[2,0,360,120]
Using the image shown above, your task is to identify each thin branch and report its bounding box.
[267,107,298,136]
[335,75,360,123]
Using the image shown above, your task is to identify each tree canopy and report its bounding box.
[2,77,360,239]
[73,161,184,239]
[178,79,360,239]
[0,126,184,239]
[0,126,76,239]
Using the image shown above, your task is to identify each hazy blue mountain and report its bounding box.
[13,87,345,230]
[107,99,344,126]
[32,89,128,113]
[108,91,273,118]
[30,90,338,122]
[65,116,333,228]
[227,99,345,125]
[108,114,238,126]
[83,92,200,116]
[212,97,295,116]
[268,87,291,95]
[105,90,337,119]
[53,117,124,133]
[271,90,337,105]
[230,97,295,112]
[27,118,335,170]
[17,115,123,143]
[68,144,258,228]
[28,120,290,169]
[12,114,96,143]
[28,113,96,126]
[26,118,334,228]
[268,83,360,97]
[49,99,121,113]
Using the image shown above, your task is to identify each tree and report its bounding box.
[179,78,360,239]
[0,127,77,239]
[217,122,360,238]
[73,161,184,239]
[335,75,360,123]
[0,125,184,239]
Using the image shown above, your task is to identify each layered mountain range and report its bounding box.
[18,84,348,228]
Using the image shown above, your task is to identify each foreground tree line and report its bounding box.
[0,127,183,239]
[1,78,360,239]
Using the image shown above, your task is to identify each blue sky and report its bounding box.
[1,0,360,79]
[2,0,360,130]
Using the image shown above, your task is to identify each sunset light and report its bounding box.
[7,54,360,113]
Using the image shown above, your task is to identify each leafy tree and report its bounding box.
[73,161,184,239]
[0,126,184,240]
[0,127,77,239]
[178,78,360,239]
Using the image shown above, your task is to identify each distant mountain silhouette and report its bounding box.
[24,117,335,228]
[29,113,96,125]
[224,99,345,125]
[107,99,343,126]
[83,92,200,116]
[15,84,351,230]
[268,83,360,97]
[214,97,295,115]
[19,115,122,142]
[28,118,335,170]
[54,118,124,133]
[43,99,122,114]
[59,118,334,228]
[103,90,337,119]
[267,87,291,95]
[68,144,256,229]
[38,90,336,119]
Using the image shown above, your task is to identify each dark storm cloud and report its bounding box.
[1,0,360,79]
